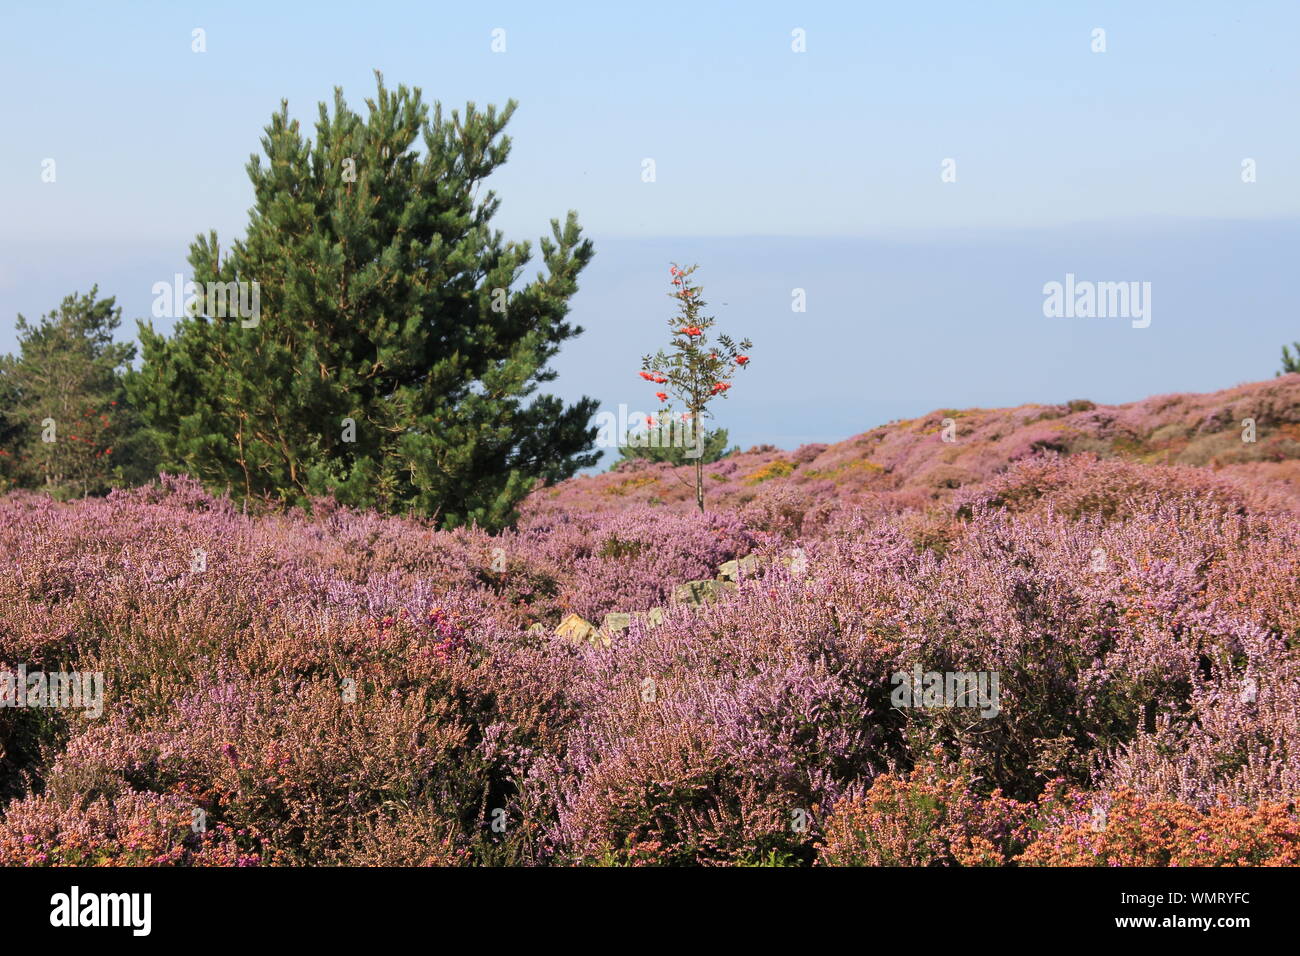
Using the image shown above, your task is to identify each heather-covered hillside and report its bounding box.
[1,377,1299,866]
[539,374,1300,519]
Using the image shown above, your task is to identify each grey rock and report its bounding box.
[718,554,761,581]
[602,608,667,634]
[671,579,737,606]
[602,611,633,633]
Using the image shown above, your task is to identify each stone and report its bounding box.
[602,611,633,633]
[717,554,761,581]
[671,579,736,606]
[526,622,546,635]
[555,612,598,645]
[602,607,666,635]
[780,548,809,576]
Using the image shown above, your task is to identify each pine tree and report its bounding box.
[1280,342,1300,375]
[1,288,152,497]
[131,74,598,529]
[0,354,25,492]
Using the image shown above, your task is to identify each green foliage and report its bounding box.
[131,74,597,530]
[613,426,735,468]
[736,847,805,867]
[1281,342,1300,376]
[597,534,649,559]
[0,357,23,492]
[0,288,156,497]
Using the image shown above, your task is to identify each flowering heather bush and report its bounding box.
[817,768,1300,867]
[2,379,1299,866]
[505,506,755,621]
[538,573,896,864]
[816,758,1033,866]
[0,790,258,866]
[1099,629,1300,808]
[952,454,1299,522]
[1018,787,1300,867]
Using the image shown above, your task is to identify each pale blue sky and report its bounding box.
[2,1,1297,456]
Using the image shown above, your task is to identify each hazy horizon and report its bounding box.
[3,217,1297,464]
